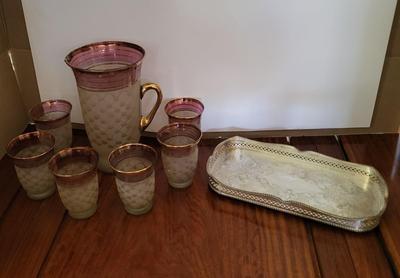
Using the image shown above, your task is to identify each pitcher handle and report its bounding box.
[140,83,163,131]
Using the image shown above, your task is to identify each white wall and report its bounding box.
[22,0,396,132]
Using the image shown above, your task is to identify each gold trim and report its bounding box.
[49,147,98,183]
[164,97,204,120]
[156,123,202,149]
[140,83,163,131]
[29,99,72,128]
[6,131,55,167]
[108,143,157,175]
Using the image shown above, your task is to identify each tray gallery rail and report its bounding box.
[206,137,388,232]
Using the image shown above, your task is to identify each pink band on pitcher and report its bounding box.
[65,41,145,92]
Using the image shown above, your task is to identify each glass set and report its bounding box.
[6,41,204,218]
[7,96,203,218]
[108,101,203,215]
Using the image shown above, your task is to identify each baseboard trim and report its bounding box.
[71,122,396,139]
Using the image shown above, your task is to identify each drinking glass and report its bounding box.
[49,147,99,219]
[30,99,72,152]
[157,123,202,188]
[165,98,204,129]
[109,143,157,215]
[6,131,56,200]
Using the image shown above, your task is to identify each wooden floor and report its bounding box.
[0,132,399,277]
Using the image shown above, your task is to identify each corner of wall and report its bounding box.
[0,0,30,157]
[370,1,400,133]
[1,0,40,114]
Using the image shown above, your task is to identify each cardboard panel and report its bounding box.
[388,2,400,57]
[0,6,9,53]
[1,0,30,49]
[0,52,28,156]
[9,49,41,112]
[371,58,400,132]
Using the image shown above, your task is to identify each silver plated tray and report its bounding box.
[206,136,388,232]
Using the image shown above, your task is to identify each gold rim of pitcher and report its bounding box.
[64,41,145,74]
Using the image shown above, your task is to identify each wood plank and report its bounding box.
[0,189,65,276]
[0,156,20,218]
[41,138,321,277]
[290,136,358,278]
[291,136,393,278]
[0,133,92,277]
[209,138,320,277]
[341,134,400,275]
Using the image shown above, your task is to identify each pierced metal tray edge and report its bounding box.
[206,136,389,232]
